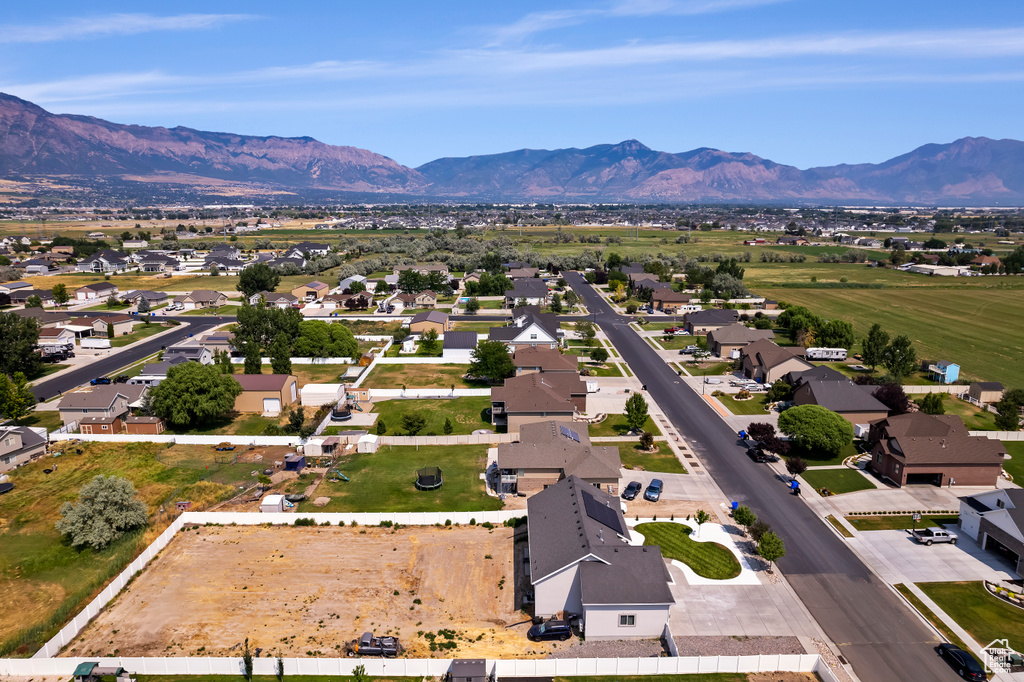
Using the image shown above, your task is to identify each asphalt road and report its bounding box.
[31,316,224,401]
[562,271,958,682]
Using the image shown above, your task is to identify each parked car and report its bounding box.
[621,481,642,500]
[644,478,664,502]
[113,375,130,384]
[665,326,684,334]
[911,528,957,546]
[936,643,986,681]
[90,376,111,385]
[527,619,572,642]
[743,440,772,462]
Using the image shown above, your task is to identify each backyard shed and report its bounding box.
[260,494,285,513]
[448,659,488,682]
[284,454,306,472]
[357,434,379,453]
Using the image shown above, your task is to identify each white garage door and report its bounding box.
[263,398,281,413]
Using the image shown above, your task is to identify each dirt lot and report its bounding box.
[63,524,558,659]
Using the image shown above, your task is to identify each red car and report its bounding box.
[665,327,684,334]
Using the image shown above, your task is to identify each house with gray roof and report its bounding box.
[440,331,478,362]
[683,308,739,334]
[791,377,890,426]
[57,385,147,428]
[495,421,620,495]
[958,488,1024,578]
[512,345,578,375]
[740,339,812,384]
[527,476,675,638]
[706,323,775,358]
[504,279,549,308]
[490,372,587,434]
[488,307,561,351]
[0,426,47,473]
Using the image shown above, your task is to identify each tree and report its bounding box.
[276,655,285,682]
[694,509,711,538]
[625,303,638,315]
[589,347,609,364]
[919,392,946,415]
[784,456,808,477]
[564,290,579,310]
[766,380,792,403]
[54,475,148,550]
[288,406,305,434]
[758,531,786,568]
[861,323,890,371]
[137,296,151,314]
[0,311,42,378]
[777,404,854,456]
[746,422,777,442]
[293,321,358,358]
[51,283,69,308]
[624,392,649,433]
[376,419,387,435]
[106,321,115,339]
[270,334,292,375]
[995,389,1024,431]
[25,295,42,309]
[242,638,254,682]
[237,262,281,297]
[881,334,917,382]
[215,349,234,374]
[733,505,757,528]
[151,363,243,427]
[244,342,262,374]
[348,280,367,294]
[0,372,36,423]
[468,340,515,383]
[816,319,856,349]
[420,328,440,354]
[209,263,221,277]
[890,248,908,266]
[443,417,454,435]
[749,519,771,543]
[234,303,302,353]
[549,293,562,313]
[872,382,910,415]
[574,320,596,347]
[639,430,655,450]
[401,412,427,436]
[465,297,481,314]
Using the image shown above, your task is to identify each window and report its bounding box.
[998,498,1006,509]
[101,425,108,430]
[619,614,636,627]
[530,334,537,340]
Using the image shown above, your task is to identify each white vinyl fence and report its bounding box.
[972,430,1024,441]
[371,388,491,398]
[49,433,303,446]
[378,434,516,446]
[901,385,969,395]
[229,356,355,364]
[376,357,469,365]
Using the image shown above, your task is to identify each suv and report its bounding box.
[621,481,642,500]
[743,441,771,463]
[644,479,664,502]
[527,619,572,642]
[90,376,112,385]
[912,528,957,546]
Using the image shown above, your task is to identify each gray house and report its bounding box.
[0,426,47,472]
[959,489,1024,578]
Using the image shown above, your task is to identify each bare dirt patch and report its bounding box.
[63,524,551,659]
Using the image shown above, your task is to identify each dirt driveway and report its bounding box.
[64,524,554,659]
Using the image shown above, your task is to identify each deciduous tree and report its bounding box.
[758,531,786,568]
[55,475,148,550]
[0,372,36,423]
[872,382,910,415]
[468,340,515,383]
[237,262,281,297]
[881,334,917,382]
[151,363,243,427]
[625,392,649,433]
[51,283,69,308]
[861,323,890,371]
[777,404,854,456]
[0,311,42,378]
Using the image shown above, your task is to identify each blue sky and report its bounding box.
[1,1,1023,169]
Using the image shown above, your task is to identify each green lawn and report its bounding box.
[163,411,285,436]
[636,522,741,580]
[20,409,64,432]
[179,304,243,316]
[620,444,687,474]
[450,321,495,332]
[296,445,501,513]
[583,362,624,377]
[384,341,443,357]
[800,442,861,468]
[716,394,770,416]
[657,335,705,351]
[846,514,960,531]
[911,394,1000,431]
[893,584,970,652]
[110,322,171,347]
[371,396,492,435]
[1003,442,1024,484]
[34,363,70,380]
[801,468,875,495]
[360,363,488,389]
[825,515,853,538]
[918,581,1024,654]
[588,414,659,437]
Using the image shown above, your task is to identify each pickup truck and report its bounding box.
[911,528,957,546]
[345,632,401,657]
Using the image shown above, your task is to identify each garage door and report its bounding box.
[905,472,943,486]
[263,398,281,413]
[984,534,1021,567]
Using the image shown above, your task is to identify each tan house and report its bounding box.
[80,415,124,435]
[292,281,331,302]
[57,385,146,427]
[651,289,692,313]
[409,310,451,334]
[126,416,165,435]
[496,421,621,495]
[37,326,75,349]
[512,346,578,375]
[491,372,588,434]
[683,309,739,335]
[396,290,437,308]
[394,263,449,277]
[0,426,47,473]
[740,340,812,384]
[233,374,298,414]
[176,290,228,310]
[89,315,135,338]
[74,282,120,302]
[867,413,1006,487]
[706,324,775,358]
[968,382,1005,405]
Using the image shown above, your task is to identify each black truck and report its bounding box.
[345,632,401,657]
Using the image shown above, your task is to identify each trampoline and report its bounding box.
[415,466,444,491]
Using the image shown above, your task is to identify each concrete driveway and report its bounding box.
[848,528,1018,584]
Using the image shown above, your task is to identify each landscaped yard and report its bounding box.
[110,322,172,347]
[296,444,501,513]
[21,409,64,432]
[800,442,861,468]
[716,393,770,416]
[911,393,999,431]
[620,444,687,474]
[918,581,1024,654]
[588,414,659,438]
[370,396,493,435]
[582,362,624,377]
[801,468,875,495]
[1003,441,1024,484]
[636,522,741,580]
[163,411,288,436]
[384,340,443,357]
[360,363,489,389]
[846,514,960,531]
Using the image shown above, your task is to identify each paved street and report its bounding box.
[562,270,959,682]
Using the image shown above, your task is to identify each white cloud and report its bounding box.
[0,13,256,44]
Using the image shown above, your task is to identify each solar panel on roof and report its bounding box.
[560,425,581,442]
[581,489,625,535]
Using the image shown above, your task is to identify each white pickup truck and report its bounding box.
[911,528,957,546]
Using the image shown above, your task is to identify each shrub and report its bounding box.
[733,505,757,527]
[294,517,316,527]
[639,431,655,450]
[749,519,771,543]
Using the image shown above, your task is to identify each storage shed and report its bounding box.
[448,659,488,682]
[284,454,306,472]
[357,434,379,453]
[260,494,285,513]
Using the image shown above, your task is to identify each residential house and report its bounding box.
[233,374,298,415]
[266,255,306,270]
[139,253,179,272]
[122,290,168,307]
[396,290,437,309]
[57,384,146,427]
[0,282,32,295]
[490,372,588,434]
[512,346,578,376]
[409,310,451,335]
[866,413,1006,487]
[50,245,74,256]
[122,239,149,249]
[440,331,478,362]
[496,421,621,495]
[776,236,810,246]
[37,326,76,351]
[249,291,298,309]
[527,476,675,638]
[0,426,47,473]
[504,279,549,307]
[971,255,1002,268]
[197,331,234,354]
[462,271,483,286]
[75,282,120,302]
[128,358,189,386]
[958,489,1024,578]
[11,308,69,327]
[740,340,812,383]
[788,366,890,425]
[488,307,561,351]
[651,289,692,313]
[326,291,373,310]
[207,244,242,261]
[394,263,449,277]
[174,290,228,310]
[683,308,739,335]
[506,267,540,280]
[339,275,367,292]
[163,345,214,365]
[292,281,331,302]
[290,242,331,257]
[706,324,775,358]
[19,258,51,275]
[205,256,248,272]
[928,361,961,384]
[968,382,1005,405]
[11,288,54,306]
[76,249,129,273]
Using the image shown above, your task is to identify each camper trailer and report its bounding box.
[805,347,848,361]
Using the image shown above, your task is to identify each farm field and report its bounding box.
[63,525,539,658]
[756,288,1024,387]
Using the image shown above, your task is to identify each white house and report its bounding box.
[488,308,561,351]
[959,489,1024,578]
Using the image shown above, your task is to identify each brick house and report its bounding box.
[495,420,621,495]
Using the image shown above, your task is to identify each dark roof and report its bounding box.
[960,495,993,514]
[512,346,578,372]
[0,425,46,449]
[651,288,689,302]
[972,382,1005,391]
[579,547,675,605]
[707,323,774,346]
[411,310,448,325]
[443,331,478,350]
[742,339,811,371]
[10,308,69,324]
[871,413,1007,466]
[685,308,739,326]
[795,381,889,414]
[58,386,134,410]
[785,365,847,385]
[234,374,294,391]
[505,279,548,299]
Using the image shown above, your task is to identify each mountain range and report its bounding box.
[1,92,1022,205]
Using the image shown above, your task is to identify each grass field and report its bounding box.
[163,410,286,436]
[716,394,770,416]
[588,414,659,438]
[918,581,1024,654]
[799,442,860,468]
[110,322,171,347]
[583,362,624,377]
[360,363,488,389]
[620,444,687,474]
[21,409,64,432]
[893,583,971,653]
[756,288,1024,386]
[0,442,235,656]
[371,396,492,435]
[801,468,875,495]
[297,445,501,513]
[846,514,960,531]
[636,522,741,580]
[910,393,999,431]
[1003,442,1024,484]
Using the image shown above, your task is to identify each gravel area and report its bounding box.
[673,635,806,656]
[546,638,668,658]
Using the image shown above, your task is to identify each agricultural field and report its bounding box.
[757,288,1024,387]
